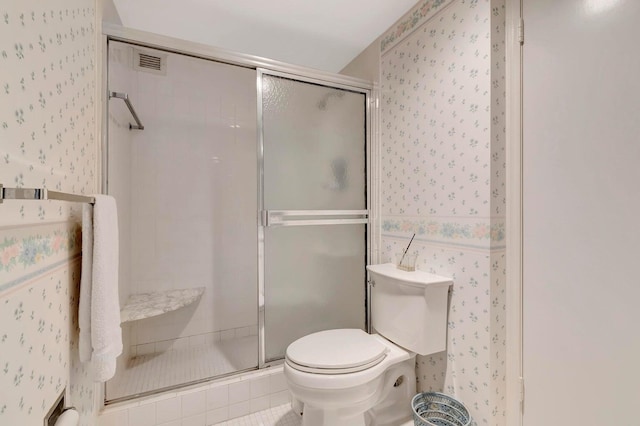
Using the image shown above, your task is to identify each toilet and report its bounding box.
[284,263,452,426]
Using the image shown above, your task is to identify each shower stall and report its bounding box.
[104,37,371,403]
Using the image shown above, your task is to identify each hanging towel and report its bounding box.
[79,195,122,382]
[79,203,93,363]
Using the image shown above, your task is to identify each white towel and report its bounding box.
[79,195,122,382]
[79,203,93,363]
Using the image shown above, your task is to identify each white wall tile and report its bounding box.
[250,376,269,398]
[228,381,251,404]
[157,396,181,422]
[227,401,251,420]
[138,342,156,356]
[182,390,206,417]
[206,385,229,410]
[173,337,190,350]
[189,334,206,347]
[220,329,235,341]
[205,407,228,425]
[269,390,291,408]
[268,372,288,393]
[181,413,206,426]
[99,409,129,426]
[156,339,177,353]
[205,332,221,345]
[250,396,270,413]
[99,368,290,426]
[130,403,157,426]
[236,326,251,338]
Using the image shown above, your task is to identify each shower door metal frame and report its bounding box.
[101,24,377,404]
[256,68,373,368]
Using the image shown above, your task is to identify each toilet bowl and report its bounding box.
[285,330,416,426]
[284,264,453,426]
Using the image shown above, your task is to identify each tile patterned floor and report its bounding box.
[215,404,416,426]
[107,336,258,400]
[215,404,301,426]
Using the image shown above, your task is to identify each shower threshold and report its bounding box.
[106,335,258,403]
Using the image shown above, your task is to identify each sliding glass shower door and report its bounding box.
[259,72,369,362]
[105,43,370,401]
[105,41,259,402]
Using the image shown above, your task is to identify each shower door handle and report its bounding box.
[262,210,368,227]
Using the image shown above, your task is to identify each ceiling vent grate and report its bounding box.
[133,49,167,75]
[139,53,161,71]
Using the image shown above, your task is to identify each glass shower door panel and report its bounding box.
[264,225,366,361]
[262,76,366,210]
[105,42,259,401]
[261,74,367,361]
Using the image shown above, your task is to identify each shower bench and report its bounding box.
[120,287,205,323]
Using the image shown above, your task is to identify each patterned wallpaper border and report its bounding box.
[382,216,505,249]
[380,0,455,53]
[0,221,81,294]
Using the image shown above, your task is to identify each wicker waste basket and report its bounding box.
[411,392,472,426]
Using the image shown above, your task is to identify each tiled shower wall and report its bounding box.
[348,0,506,424]
[0,1,100,425]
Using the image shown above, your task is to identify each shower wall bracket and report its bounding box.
[109,91,145,130]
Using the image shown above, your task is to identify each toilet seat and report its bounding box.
[285,329,388,375]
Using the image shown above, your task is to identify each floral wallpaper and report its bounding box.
[380,0,455,53]
[489,0,506,421]
[489,250,506,421]
[381,0,492,219]
[0,265,72,424]
[0,1,97,226]
[382,239,493,419]
[380,0,505,424]
[0,0,99,425]
[0,259,93,424]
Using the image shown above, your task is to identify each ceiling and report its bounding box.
[110,0,419,72]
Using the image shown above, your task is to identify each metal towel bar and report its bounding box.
[0,184,95,204]
[109,91,144,130]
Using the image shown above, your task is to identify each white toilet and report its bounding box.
[284,263,452,426]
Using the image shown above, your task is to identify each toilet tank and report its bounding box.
[367,263,452,356]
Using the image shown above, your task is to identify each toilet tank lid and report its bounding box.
[367,263,452,288]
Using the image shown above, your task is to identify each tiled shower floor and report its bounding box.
[107,336,258,400]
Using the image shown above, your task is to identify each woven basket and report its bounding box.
[411,392,471,426]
